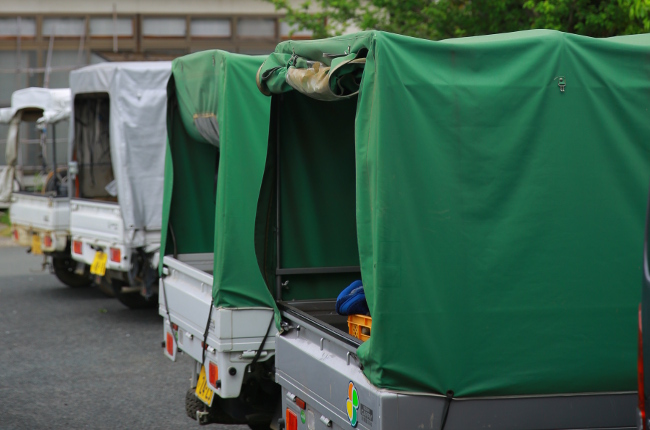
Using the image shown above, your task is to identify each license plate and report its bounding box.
[31,235,42,255]
[195,366,215,406]
[90,251,108,276]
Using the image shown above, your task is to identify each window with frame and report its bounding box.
[280,22,313,39]
[190,18,231,38]
[90,17,133,37]
[142,17,186,37]
[237,18,275,38]
[0,17,36,37]
[42,18,86,37]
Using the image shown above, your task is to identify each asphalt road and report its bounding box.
[0,245,248,430]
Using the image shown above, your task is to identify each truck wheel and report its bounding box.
[52,256,92,288]
[185,387,203,421]
[112,280,157,309]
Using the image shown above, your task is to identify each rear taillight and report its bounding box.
[640,304,646,429]
[43,235,52,247]
[286,409,298,430]
[208,361,218,387]
[73,240,82,254]
[166,332,174,356]
[109,247,121,262]
[13,230,18,241]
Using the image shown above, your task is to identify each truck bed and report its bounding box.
[279,300,361,348]
[277,303,636,430]
[160,253,277,398]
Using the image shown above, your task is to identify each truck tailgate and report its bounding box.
[160,253,214,346]
[10,193,69,232]
[69,199,124,244]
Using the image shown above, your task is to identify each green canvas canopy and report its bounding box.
[255,30,650,397]
[160,50,275,312]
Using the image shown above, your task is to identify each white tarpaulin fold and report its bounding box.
[0,112,22,202]
[68,62,171,232]
[0,87,71,202]
[11,87,71,126]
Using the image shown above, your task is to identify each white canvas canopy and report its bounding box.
[68,61,171,232]
[0,87,71,203]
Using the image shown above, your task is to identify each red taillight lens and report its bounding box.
[640,304,646,428]
[294,396,306,410]
[166,332,174,356]
[109,247,121,262]
[208,361,218,387]
[43,235,52,247]
[13,230,18,241]
[286,409,297,430]
[73,240,82,254]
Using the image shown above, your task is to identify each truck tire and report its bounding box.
[185,387,203,421]
[52,256,92,288]
[112,280,157,309]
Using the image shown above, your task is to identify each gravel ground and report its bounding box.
[0,246,249,430]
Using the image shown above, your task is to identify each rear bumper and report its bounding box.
[70,237,130,272]
[12,225,68,253]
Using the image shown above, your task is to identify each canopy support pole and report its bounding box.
[15,17,21,91]
[275,95,282,301]
[51,123,58,194]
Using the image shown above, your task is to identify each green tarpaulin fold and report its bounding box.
[160,51,276,315]
[255,30,650,396]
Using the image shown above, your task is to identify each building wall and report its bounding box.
[0,0,311,104]
[0,0,311,167]
[1,0,285,14]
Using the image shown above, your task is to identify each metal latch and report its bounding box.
[240,350,268,359]
[319,415,332,427]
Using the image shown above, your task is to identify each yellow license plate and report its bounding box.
[31,234,42,255]
[195,366,215,406]
[90,251,108,276]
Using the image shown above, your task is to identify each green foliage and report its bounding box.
[0,210,11,226]
[268,0,650,40]
[524,0,648,36]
